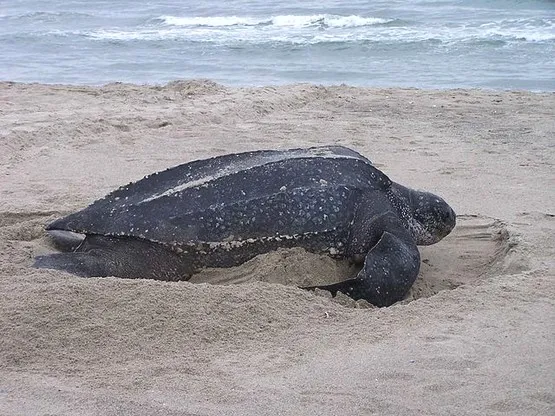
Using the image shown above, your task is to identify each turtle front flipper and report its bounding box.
[302,189,421,307]
[303,231,420,307]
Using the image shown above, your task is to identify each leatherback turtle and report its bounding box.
[34,145,455,307]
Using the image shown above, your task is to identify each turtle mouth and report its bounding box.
[436,206,457,240]
[417,229,439,246]
[447,206,457,231]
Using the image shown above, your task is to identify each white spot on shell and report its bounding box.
[137,149,363,204]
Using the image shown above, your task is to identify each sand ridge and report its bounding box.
[0,81,554,415]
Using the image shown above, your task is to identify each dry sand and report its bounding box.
[0,80,553,415]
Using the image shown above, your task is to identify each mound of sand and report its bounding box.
[0,81,553,415]
[192,215,516,305]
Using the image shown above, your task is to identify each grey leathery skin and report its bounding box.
[34,145,456,307]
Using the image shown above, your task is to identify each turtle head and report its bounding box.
[388,183,456,245]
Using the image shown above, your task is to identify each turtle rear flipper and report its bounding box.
[46,230,86,252]
[35,235,193,281]
[34,252,114,277]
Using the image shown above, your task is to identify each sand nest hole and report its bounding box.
[191,214,516,306]
[3,213,516,308]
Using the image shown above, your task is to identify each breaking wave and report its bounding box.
[1,3,553,89]
[84,15,555,45]
[156,14,392,28]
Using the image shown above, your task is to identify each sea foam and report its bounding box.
[158,14,391,29]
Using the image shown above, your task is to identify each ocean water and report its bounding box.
[1,0,554,90]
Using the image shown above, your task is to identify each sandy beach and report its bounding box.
[0,81,553,415]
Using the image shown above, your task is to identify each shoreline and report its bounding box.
[2,79,554,94]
